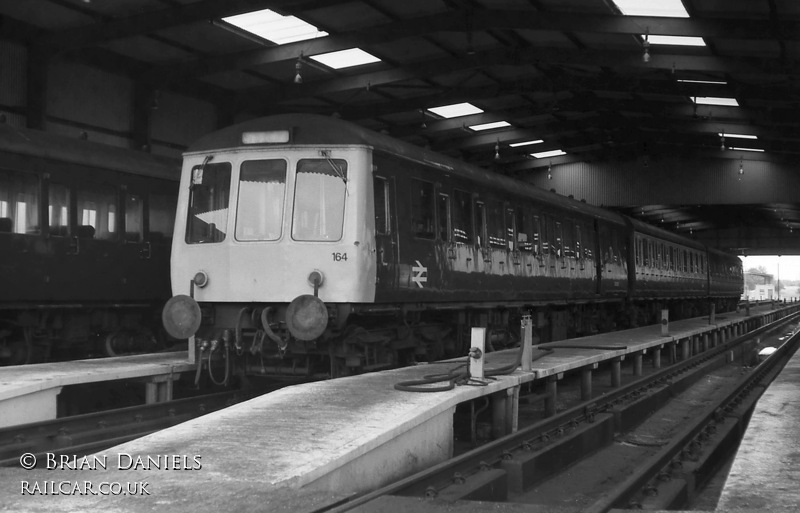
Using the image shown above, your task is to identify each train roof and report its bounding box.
[0,122,179,181]
[630,217,740,261]
[187,113,627,226]
[628,217,707,250]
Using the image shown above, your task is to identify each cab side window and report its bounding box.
[410,179,435,239]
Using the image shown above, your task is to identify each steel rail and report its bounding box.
[584,320,800,512]
[321,309,800,513]
[0,390,257,467]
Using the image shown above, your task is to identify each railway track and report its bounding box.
[324,311,800,513]
[0,390,259,468]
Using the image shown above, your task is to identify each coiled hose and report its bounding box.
[207,339,230,386]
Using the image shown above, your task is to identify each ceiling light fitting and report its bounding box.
[294,53,303,84]
[720,130,725,151]
[643,28,650,63]
[494,139,500,160]
[547,161,552,180]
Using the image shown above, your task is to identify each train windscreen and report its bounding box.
[185,161,232,244]
[291,158,347,241]
[235,159,287,241]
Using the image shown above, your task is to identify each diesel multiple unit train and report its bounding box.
[162,114,743,379]
[0,122,178,365]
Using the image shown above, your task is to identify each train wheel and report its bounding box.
[104,329,156,357]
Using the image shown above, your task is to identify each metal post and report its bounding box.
[521,315,533,372]
[581,366,593,400]
[545,376,558,417]
[611,357,622,388]
[633,351,643,377]
[470,327,486,379]
[661,309,669,336]
[492,392,507,439]
[510,386,520,433]
[681,339,691,360]
[709,303,716,325]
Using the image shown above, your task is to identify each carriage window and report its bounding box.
[584,224,594,260]
[48,182,70,237]
[410,179,434,239]
[452,190,473,243]
[125,193,143,242]
[541,215,550,254]
[476,201,486,247]
[516,209,531,251]
[374,176,390,235]
[186,161,232,244]
[235,159,287,241]
[531,215,541,254]
[149,191,176,241]
[437,193,450,241]
[487,202,505,248]
[562,220,573,258]
[292,158,347,241]
[77,183,116,240]
[554,221,563,257]
[0,170,39,235]
[506,208,516,250]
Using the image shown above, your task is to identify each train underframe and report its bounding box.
[193,295,741,382]
[0,305,163,366]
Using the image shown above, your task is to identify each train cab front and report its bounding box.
[163,121,377,382]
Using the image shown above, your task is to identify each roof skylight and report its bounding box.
[509,139,544,147]
[222,8,327,45]
[309,48,381,69]
[531,149,566,159]
[468,121,511,131]
[427,103,484,119]
[648,35,705,46]
[613,0,690,17]
[692,96,739,107]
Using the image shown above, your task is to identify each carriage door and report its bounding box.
[373,175,397,291]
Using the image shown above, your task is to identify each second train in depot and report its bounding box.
[162,114,743,380]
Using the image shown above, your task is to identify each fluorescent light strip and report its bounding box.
[677,79,728,85]
[731,147,765,152]
[509,139,544,147]
[427,102,484,119]
[468,121,511,131]
[531,149,566,159]
[719,133,758,140]
[222,9,327,45]
[692,96,739,107]
[309,48,381,69]
[648,35,705,47]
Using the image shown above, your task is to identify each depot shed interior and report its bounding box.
[1,0,798,255]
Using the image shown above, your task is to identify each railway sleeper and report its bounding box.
[631,386,768,511]
[500,413,615,493]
